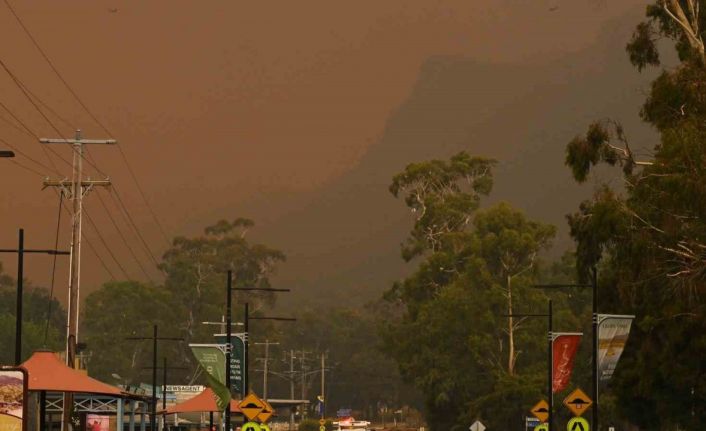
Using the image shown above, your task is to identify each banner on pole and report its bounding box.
[189,344,231,411]
[214,333,246,394]
[597,314,634,385]
[552,333,582,393]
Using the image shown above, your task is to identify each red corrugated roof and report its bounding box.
[163,388,243,414]
[21,351,122,396]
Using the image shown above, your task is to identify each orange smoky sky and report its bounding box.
[0,0,645,305]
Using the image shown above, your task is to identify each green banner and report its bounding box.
[190,344,231,411]
[214,333,245,395]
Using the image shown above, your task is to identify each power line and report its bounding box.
[0,59,76,166]
[0,99,38,139]
[83,206,131,281]
[0,57,108,179]
[18,79,75,130]
[54,189,116,281]
[108,186,161,268]
[0,98,64,173]
[0,136,56,174]
[43,191,63,344]
[7,157,44,177]
[2,0,172,247]
[0,106,38,139]
[94,189,155,283]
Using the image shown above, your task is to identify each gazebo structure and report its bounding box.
[161,388,242,430]
[22,350,151,431]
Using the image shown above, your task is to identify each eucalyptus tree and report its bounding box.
[563,0,706,426]
[383,152,559,430]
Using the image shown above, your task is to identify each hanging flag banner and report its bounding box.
[214,333,246,395]
[552,333,582,393]
[189,344,231,411]
[597,315,634,385]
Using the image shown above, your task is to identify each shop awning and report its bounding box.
[162,388,243,414]
[21,350,122,396]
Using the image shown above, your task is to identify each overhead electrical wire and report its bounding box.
[0,98,64,172]
[0,105,39,139]
[54,192,117,281]
[83,206,132,281]
[1,68,158,281]
[3,0,172,247]
[43,190,63,345]
[0,135,57,174]
[95,189,155,283]
[108,186,161,268]
[0,56,108,178]
[7,157,45,177]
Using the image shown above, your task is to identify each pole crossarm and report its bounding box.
[0,248,69,255]
[249,317,297,321]
[40,138,117,145]
[231,287,291,292]
[42,179,111,188]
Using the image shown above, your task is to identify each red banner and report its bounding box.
[552,333,582,393]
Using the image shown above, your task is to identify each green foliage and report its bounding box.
[82,281,179,382]
[626,2,706,71]
[82,218,285,387]
[563,2,706,426]
[389,152,496,260]
[159,218,285,344]
[260,304,418,418]
[0,263,64,364]
[383,154,585,430]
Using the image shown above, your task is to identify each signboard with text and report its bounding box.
[215,333,246,394]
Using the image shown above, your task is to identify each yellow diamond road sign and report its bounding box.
[530,400,549,423]
[239,393,266,421]
[563,388,593,417]
[256,400,275,423]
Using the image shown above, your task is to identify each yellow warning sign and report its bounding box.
[239,393,266,421]
[563,388,593,417]
[530,400,549,423]
[256,400,275,423]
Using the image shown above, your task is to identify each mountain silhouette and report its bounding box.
[216,6,657,307]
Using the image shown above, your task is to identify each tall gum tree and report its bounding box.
[564,1,706,426]
[159,218,285,344]
[383,153,558,430]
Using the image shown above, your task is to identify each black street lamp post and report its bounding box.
[533,268,598,430]
[504,300,553,430]
[0,228,69,364]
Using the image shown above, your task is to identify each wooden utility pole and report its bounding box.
[41,130,115,368]
[254,340,279,399]
[41,130,114,431]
